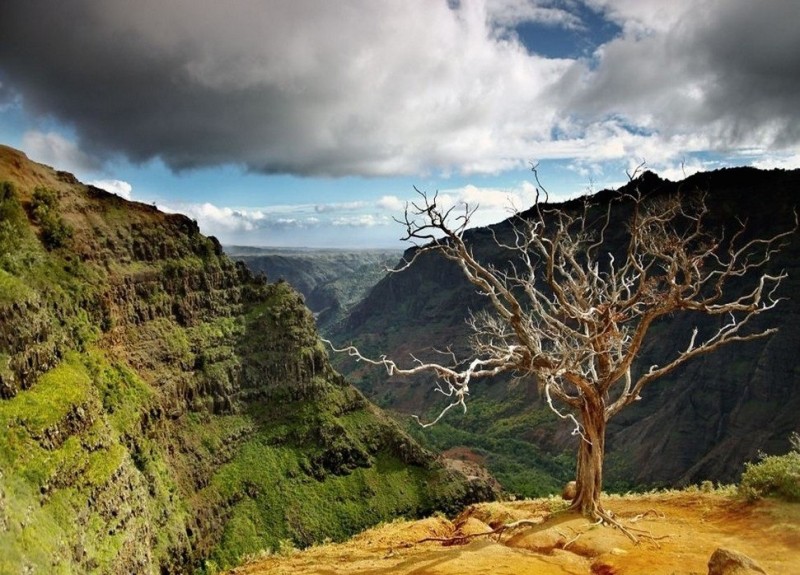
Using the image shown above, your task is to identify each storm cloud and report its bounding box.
[1,0,798,178]
[561,0,800,150]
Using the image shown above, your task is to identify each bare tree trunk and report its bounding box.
[570,402,606,517]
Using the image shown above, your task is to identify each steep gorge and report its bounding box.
[0,145,486,574]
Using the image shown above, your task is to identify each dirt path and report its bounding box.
[229,492,800,574]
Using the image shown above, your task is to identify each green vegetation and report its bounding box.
[0,268,34,305]
[0,181,41,279]
[0,349,169,575]
[30,186,73,249]
[231,248,402,335]
[199,400,468,571]
[1,352,92,435]
[739,433,800,502]
[0,150,476,575]
[404,391,574,497]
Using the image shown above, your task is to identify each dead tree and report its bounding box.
[330,170,796,530]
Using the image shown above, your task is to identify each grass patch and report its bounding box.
[0,268,35,305]
[204,442,462,571]
[86,443,127,487]
[0,352,93,436]
[87,349,153,434]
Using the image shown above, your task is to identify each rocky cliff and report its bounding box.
[0,145,486,574]
[331,167,800,493]
[226,247,400,335]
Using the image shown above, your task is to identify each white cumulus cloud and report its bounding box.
[376,195,405,211]
[22,130,101,173]
[89,179,133,200]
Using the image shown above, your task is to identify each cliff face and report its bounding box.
[226,248,401,335]
[0,145,485,574]
[331,167,800,492]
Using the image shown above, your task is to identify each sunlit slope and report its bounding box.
[0,144,487,574]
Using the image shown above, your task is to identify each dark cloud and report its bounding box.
[0,79,17,109]
[556,0,800,151]
[685,0,800,147]
[1,0,798,178]
[0,0,562,177]
[0,1,322,170]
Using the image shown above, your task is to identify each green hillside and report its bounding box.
[0,145,488,574]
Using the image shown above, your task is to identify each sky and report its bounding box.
[0,0,798,249]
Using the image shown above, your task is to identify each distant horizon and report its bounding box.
[223,244,406,253]
[220,163,798,250]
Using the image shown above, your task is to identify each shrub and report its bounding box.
[30,186,72,249]
[0,182,23,255]
[739,433,800,502]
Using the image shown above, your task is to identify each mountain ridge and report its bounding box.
[330,166,800,493]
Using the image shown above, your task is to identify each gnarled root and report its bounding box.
[587,505,669,547]
[417,504,669,548]
[416,518,543,545]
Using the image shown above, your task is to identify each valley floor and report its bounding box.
[226,490,800,575]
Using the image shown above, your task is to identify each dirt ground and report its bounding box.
[228,491,800,575]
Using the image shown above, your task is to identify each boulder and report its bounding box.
[708,548,767,575]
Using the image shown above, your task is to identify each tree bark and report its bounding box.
[569,402,606,517]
